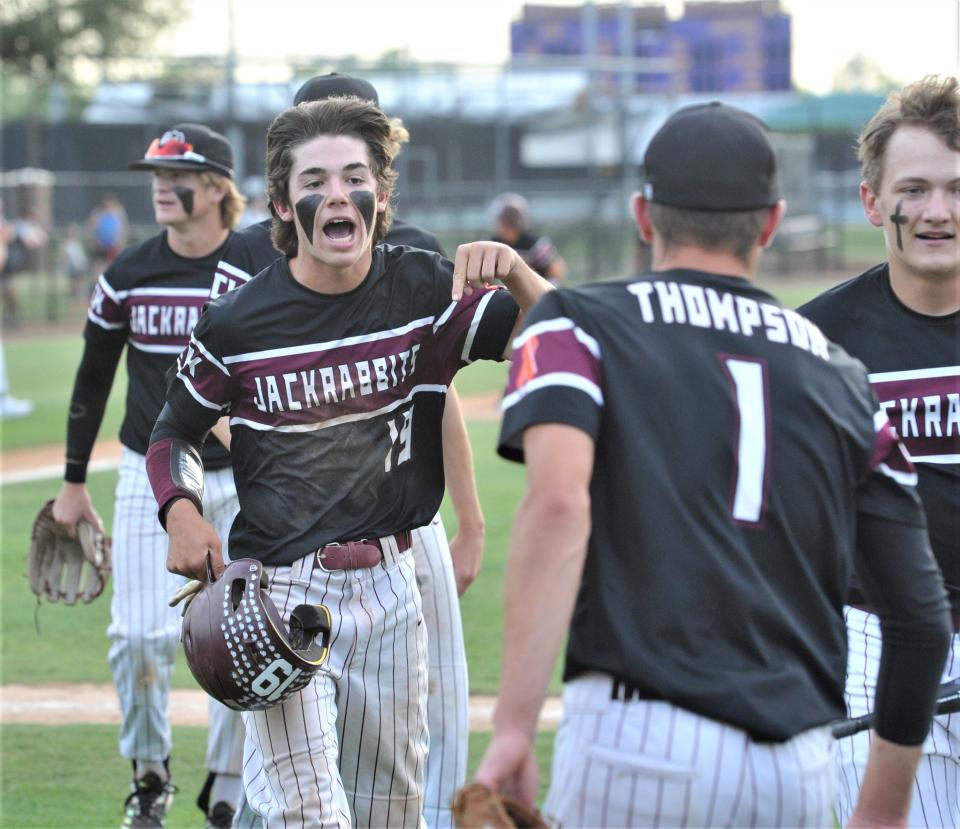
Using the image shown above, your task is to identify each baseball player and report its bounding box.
[800,75,960,828]
[489,193,567,285]
[473,102,953,828]
[51,124,250,829]
[145,97,552,828]
[214,72,481,829]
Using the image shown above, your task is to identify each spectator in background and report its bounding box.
[61,222,90,299]
[1,201,49,326]
[85,193,128,282]
[0,199,34,418]
[489,192,567,285]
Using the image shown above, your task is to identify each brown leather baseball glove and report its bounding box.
[452,783,548,829]
[28,500,112,605]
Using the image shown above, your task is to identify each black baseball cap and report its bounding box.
[129,123,234,179]
[293,73,379,106]
[643,102,780,211]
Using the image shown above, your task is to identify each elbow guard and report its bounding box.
[146,438,205,528]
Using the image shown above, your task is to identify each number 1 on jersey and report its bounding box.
[721,356,769,525]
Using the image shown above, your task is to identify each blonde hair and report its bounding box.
[200,172,247,229]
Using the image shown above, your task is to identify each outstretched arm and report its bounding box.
[442,384,485,595]
[451,241,554,358]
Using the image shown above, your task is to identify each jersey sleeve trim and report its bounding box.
[178,374,228,411]
[514,317,601,358]
[217,259,256,283]
[502,371,603,410]
[432,301,457,333]
[460,289,497,364]
[871,409,919,487]
[189,335,231,375]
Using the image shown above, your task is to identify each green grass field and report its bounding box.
[0,273,839,825]
[0,724,555,828]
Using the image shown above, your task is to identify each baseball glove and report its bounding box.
[27,500,112,605]
[452,783,548,829]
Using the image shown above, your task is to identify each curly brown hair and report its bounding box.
[858,75,960,191]
[265,97,404,257]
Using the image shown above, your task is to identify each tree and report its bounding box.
[1,0,183,78]
[832,53,900,94]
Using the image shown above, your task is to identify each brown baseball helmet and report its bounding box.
[181,558,331,711]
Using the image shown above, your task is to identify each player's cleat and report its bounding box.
[0,394,33,419]
[205,801,236,829]
[122,771,176,828]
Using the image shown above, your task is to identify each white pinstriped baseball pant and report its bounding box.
[836,606,960,828]
[239,534,429,828]
[107,447,245,774]
[413,515,469,829]
[543,673,835,828]
[231,517,467,829]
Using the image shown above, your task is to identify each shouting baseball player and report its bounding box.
[145,97,552,827]
[51,125,251,828]
[473,101,953,828]
[800,75,960,828]
[215,73,481,827]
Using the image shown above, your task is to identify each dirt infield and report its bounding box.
[1,683,562,731]
[0,391,503,484]
[0,389,524,727]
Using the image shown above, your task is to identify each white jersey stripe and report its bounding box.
[177,374,228,411]
[432,300,457,333]
[191,335,231,376]
[217,259,255,281]
[909,453,960,463]
[96,273,120,302]
[869,365,960,382]
[125,287,212,298]
[224,316,435,364]
[229,383,448,432]
[461,290,496,364]
[502,371,604,410]
[127,341,183,353]
[87,311,126,330]
[513,317,602,359]
[878,462,919,486]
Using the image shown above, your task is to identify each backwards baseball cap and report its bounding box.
[643,102,780,211]
[293,72,379,106]
[129,123,234,179]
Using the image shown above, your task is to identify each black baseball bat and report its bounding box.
[831,678,960,739]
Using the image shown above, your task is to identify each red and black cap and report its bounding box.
[643,102,780,212]
[129,123,234,179]
[293,72,379,106]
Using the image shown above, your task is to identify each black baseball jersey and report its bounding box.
[492,230,560,281]
[152,245,519,565]
[79,230,253,469]
[498,269,930,741]
[800,263,960,611]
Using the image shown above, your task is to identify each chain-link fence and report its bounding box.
[2,60,874,326]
